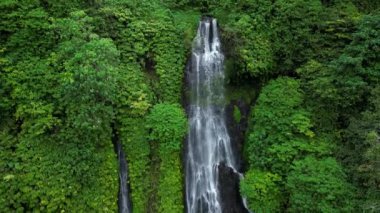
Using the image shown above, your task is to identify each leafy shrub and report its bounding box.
[240,169,281,213]
[287,157,355,212]
[146,103,187,151]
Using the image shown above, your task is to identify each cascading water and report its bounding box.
[116,141,131,213]
[185,18,243,213]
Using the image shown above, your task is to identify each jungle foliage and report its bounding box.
[0,0,198,212]
[0,0,379,212]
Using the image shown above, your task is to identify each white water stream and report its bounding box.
[185,18,241,213]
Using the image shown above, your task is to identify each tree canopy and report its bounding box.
[1,0,379,212]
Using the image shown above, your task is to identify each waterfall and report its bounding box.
[185,18,241,213]
[116,141,131,213]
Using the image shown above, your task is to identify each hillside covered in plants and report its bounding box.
[0,0,379,212]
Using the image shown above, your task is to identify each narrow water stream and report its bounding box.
[115,140,131,213]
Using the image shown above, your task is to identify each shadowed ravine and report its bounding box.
[185,18,249,213]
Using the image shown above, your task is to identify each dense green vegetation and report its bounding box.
[220,0,379,212]
[0,0,198,212]
[1,0,379,212]
[146,103,187,213]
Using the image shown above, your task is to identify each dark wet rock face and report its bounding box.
[225,99,251,172]
[218,163,249,213]
[221,99,252,213]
